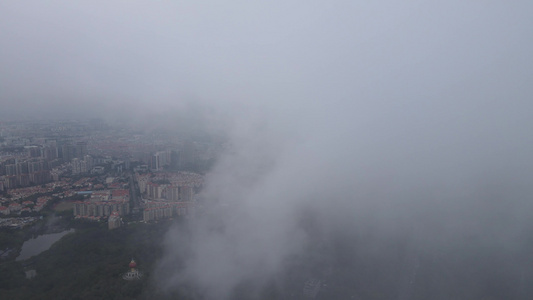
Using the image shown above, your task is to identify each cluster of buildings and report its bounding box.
[149,150,174,171]
[0,216,39,229]
[73,189,130,220]
[137,172,203,201]
[7,184,58,200]
[0,140,90,190]
[0,196,51,216]
[130,144,196,172]
[136,171,202,222]
[142,200,194,222]
[0,156,52,190]
[0,177,86,217]
[0,120,218,230]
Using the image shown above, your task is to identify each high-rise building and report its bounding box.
[42,145,58,160]
[76,142,87,159]
[180,186,194,202]
[72,158,80,175]
[150,154,157,170]
[61,143,75,162]
[84,155,94,170]
[167,185,180,201]
[26,146,41,158]
[5,164,17,176]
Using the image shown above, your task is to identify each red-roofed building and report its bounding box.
[0,206,9,215]
[112,189,129,198]
[8,203,21,212]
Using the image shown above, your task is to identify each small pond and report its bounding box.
[16,229,74,261]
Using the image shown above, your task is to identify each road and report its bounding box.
[128,172,141,213]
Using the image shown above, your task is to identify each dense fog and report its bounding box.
[2,1,533,299]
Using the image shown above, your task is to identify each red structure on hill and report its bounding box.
[122,258,143,280]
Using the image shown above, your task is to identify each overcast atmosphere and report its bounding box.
[2,1,533,299]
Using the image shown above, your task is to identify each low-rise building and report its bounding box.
[0,206,10,215]
[108,211,122,229]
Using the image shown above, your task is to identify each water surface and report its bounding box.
[16,229,74,261]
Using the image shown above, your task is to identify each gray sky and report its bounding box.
[2,1,531,123]
[2,1,533,299]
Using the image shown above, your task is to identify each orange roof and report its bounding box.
[112,189,129,197]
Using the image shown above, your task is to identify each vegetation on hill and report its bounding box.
[0,220,176,300]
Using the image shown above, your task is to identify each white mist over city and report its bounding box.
[1,1,533,299]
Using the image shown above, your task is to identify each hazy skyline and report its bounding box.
[2,1,533,299]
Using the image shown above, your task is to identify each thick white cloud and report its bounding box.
[2,1,533,298]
